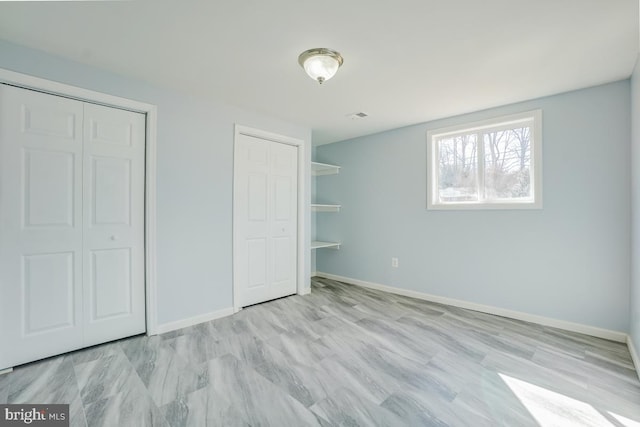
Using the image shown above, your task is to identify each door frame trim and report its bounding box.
[233,124,307,312]
[0,68,160,335]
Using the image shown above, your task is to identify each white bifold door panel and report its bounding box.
[82,103,145,348]
[0,84,145,370]
[234,134,298,308]
[0,85,84,369]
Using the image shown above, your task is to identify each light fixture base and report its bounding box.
[297,48,344,68]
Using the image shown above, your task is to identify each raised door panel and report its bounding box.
[82,103,145,347]
[23,252,75,335]
[23,149,75,228]
[87,115,133,147]
[248,173,268,222]
[90,248,132,320]
[247,239,267,289]
[274,177,292,221]
[92,157,131,226]
[21,100,78,142]
[272,237,292,283]
[0,84,84,370]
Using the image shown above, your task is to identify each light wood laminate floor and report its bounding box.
[1,277,639,426]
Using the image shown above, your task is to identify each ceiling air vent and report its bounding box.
[346,112,369,120]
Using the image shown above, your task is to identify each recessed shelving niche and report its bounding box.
[312,161,341,250]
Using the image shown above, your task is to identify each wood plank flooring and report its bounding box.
[1,277,638,426]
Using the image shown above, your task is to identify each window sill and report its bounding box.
[427,201,542,210]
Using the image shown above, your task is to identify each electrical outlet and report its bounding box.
[391,257,399,268]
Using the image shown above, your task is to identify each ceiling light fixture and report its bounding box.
[298,48,344,84]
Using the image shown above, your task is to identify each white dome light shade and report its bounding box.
[303,55,339,83]
[298,48,344,84]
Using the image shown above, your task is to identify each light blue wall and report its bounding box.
[631,56,640,356]
[317,81,631,332]
[0,40,312,326]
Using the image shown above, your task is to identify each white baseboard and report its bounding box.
[628,335,640,381]
[155,307,235,335]
[315,272,628,343]
[311,271,319,278]
[0,367,12,376]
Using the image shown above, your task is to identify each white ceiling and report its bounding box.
[0,0,637,145]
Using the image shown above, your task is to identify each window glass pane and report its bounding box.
[483,127,532,200]
[437,134,478,202]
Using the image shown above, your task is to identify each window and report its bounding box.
[427,110,542,210]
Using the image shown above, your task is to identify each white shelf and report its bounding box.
[311,241,341,250]
[311,161,341,252]
[312,161,341,176]
[311,203,341,212]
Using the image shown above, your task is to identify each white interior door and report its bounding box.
[0,84,84,369]
[82,103,146,347]
[234,134,298,308]
[0,85,146,369]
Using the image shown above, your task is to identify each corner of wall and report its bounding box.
[627,335,640,380]
[629,52,640,368]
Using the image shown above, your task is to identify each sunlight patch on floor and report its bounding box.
[498,373,640,427]
[609,412,640,427]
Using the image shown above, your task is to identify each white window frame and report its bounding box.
[427,110,542,210]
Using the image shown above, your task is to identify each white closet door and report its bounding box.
[0,84,84,369]
[82,103,146,347]
[0,85,146,370]
[234,134,298,308]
